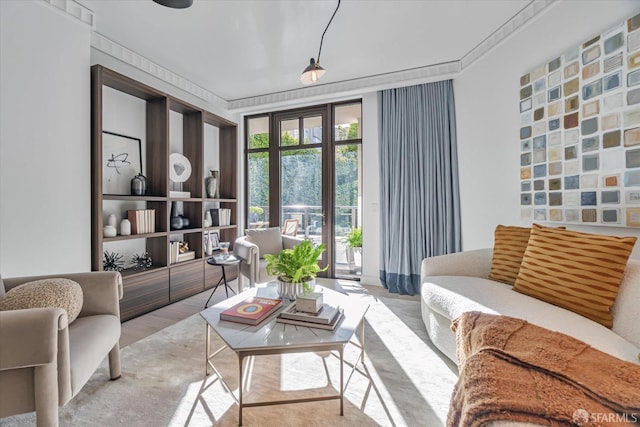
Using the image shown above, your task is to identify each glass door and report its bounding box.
[333,103,362,278]
[246,101,362,279]
[276,109,330,272]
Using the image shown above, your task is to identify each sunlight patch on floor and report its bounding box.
[168,377,235,426]
[365,299,458,425]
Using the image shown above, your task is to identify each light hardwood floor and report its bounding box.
[120,279,420,348]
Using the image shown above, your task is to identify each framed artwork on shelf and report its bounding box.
[210,230,220,250]
[102,131,142,195]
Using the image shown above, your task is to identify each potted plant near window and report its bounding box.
[264,240,327,300]
[345,227,362,274]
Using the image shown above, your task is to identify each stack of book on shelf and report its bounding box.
[219,296,283,326]
[170,241,195,264]
[209,208,232,226]
[127,209,155,234]
[276,303,343,330]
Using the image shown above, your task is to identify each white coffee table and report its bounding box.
[200,280,369,426]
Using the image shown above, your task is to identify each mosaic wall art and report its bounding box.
[519,12,640,227]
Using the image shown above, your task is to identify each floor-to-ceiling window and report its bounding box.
[245,100,362,279]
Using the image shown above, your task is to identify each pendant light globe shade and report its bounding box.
[300,58,326,85]
[153,0,193,9]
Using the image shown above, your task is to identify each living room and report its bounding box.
[1,0,640,425]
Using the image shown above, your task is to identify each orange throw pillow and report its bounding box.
[513,224,636,328]
[488,225,532,285]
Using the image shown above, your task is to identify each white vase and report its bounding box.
[120,219,131,236]
[204,231,213,256]
[204,211,212,227]
[107,214,117,227]
[103,225,117,237]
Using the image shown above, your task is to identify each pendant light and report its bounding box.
[152,0,193,9]
[300,0,341,85]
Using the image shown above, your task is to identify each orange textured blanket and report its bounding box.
[447,311,640,427]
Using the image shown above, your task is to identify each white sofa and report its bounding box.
[420,248,640,365]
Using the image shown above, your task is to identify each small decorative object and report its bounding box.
[204,231,213,256]
[169,153,192,198]
[265,240,327,300]
[295,292,323,313]
[131,252,152,270]
[130,173,146,196]
[120,218,131,236]
[219,241,230,258]
[210,230,220,250]
[103,225,117,237]
[205,170,220,198]
[179,241,189,254]
[103,251,124,271]
[104,214,117,237]
[204,210,212,227]
[170,201,183,230]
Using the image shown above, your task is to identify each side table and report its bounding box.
[205,254,242,307]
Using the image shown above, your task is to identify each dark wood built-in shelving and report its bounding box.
[91,65,239,321]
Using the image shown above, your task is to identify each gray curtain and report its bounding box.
[378,80,461,295]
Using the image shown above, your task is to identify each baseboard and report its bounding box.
[360,275,382,286]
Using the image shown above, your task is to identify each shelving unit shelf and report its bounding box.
[91,65,239,321]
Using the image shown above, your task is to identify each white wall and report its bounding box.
[0,1,92,276]
[454,0,640,257]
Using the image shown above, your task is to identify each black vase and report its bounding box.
[170,202,183,230]
[131,173,146,196]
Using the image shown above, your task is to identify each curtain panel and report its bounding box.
[378,80,461,295]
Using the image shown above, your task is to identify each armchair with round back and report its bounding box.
[0,271,123,426]
[234,226,304,288]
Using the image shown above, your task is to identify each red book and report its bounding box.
[220,297,282,325]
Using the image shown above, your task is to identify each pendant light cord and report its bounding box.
[316,0,341,64]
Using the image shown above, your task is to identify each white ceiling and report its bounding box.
[78,0,532,102]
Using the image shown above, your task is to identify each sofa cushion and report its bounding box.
[0,274,4,298]
[421,275,639,363]
[245,227,282,258]
[513,224,636,328]
[0,278,83,323]
[487,225,531,285]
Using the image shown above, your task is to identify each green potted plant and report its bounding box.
[264,240,328,299]
[344,227,362,274]
[249,206,264,223]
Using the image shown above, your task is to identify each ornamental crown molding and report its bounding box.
[43,0,95,28]
[90,33,228,110]
[229,0,555,112]
[80,0,554,112]
[460,0,555,70]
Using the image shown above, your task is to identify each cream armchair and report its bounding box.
[0,271,123,427]
[234,227,304,288]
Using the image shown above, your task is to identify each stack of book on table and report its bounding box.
[276,303,343,330]
[219,296,282,326]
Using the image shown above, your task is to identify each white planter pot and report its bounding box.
[277,277,315,301]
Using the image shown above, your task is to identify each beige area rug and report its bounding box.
[3,285,459,426]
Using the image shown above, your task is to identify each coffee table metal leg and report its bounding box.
[340,347,344,416]
[205,324,210,376]
[238,353,244,426]
[360,318,366,364]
